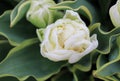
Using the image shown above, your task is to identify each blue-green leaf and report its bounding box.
[0,11,36,46]
[0,38,67,81]
[10,0,30,27]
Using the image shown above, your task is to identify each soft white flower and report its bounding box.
[37,10,98,63]
[109,0,120,27]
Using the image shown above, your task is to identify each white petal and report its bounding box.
[69,40,91,51]
[50,27,62,49]
[43,23,62,50]
[71,21,89,35]
[69,34,98,63]
[43,50,75,61]
[64,31,90,49]
[40,41,47,57]
[109,4,120,27]
[44,24,54,40]
[64,10,86,25]
[43,24,55,51]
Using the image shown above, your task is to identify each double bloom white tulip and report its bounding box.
[37,10,98,63]
[109,0,120,27]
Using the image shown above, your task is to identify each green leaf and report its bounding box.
[50,0,100,25]
[92,26,120,54]
[10,0,30,27]
[0,11,36,46]
[94,37,120,80]
[96,55,108,70]
[72,54,92,72]
[67,54,93,81]
[0,38,66,81]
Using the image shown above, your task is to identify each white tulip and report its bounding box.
[109,0,120,27]
[37,10,98,63]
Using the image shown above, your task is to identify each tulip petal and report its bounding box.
[41,24,55,52]
[64,30,90,50]
[109,4,120,27]
[64,10,86,24]
[44,50,75,62]
[69,34,98,63]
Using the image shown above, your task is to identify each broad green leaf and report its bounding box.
[96,40,118,69]
[106,75,120,81]
[94,61,120,81]
[93,73,110,81]
[0,38,66,81]
[68,54,93,81]
[51,54,92,81]
[10,0,30,27]
[50,0,100,25]
[96,55,108,70]
[94,37,120,80]
[72,54,92,72]
[91,26,120,54]
[0,11,36,46]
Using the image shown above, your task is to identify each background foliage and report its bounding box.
[0,0,119,81]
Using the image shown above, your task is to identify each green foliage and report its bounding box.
[50,0,100,25]
[0,0,120,81]
[0,11,36,46]
[0,38,67,81]
[10,0,31,27]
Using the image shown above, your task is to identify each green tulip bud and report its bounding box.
[109,0,120,27]
[26,0,56,28]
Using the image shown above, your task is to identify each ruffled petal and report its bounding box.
[44,50,75,61]
[69,34,98,63]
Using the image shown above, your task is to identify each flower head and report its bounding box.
[37,10,98,63]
